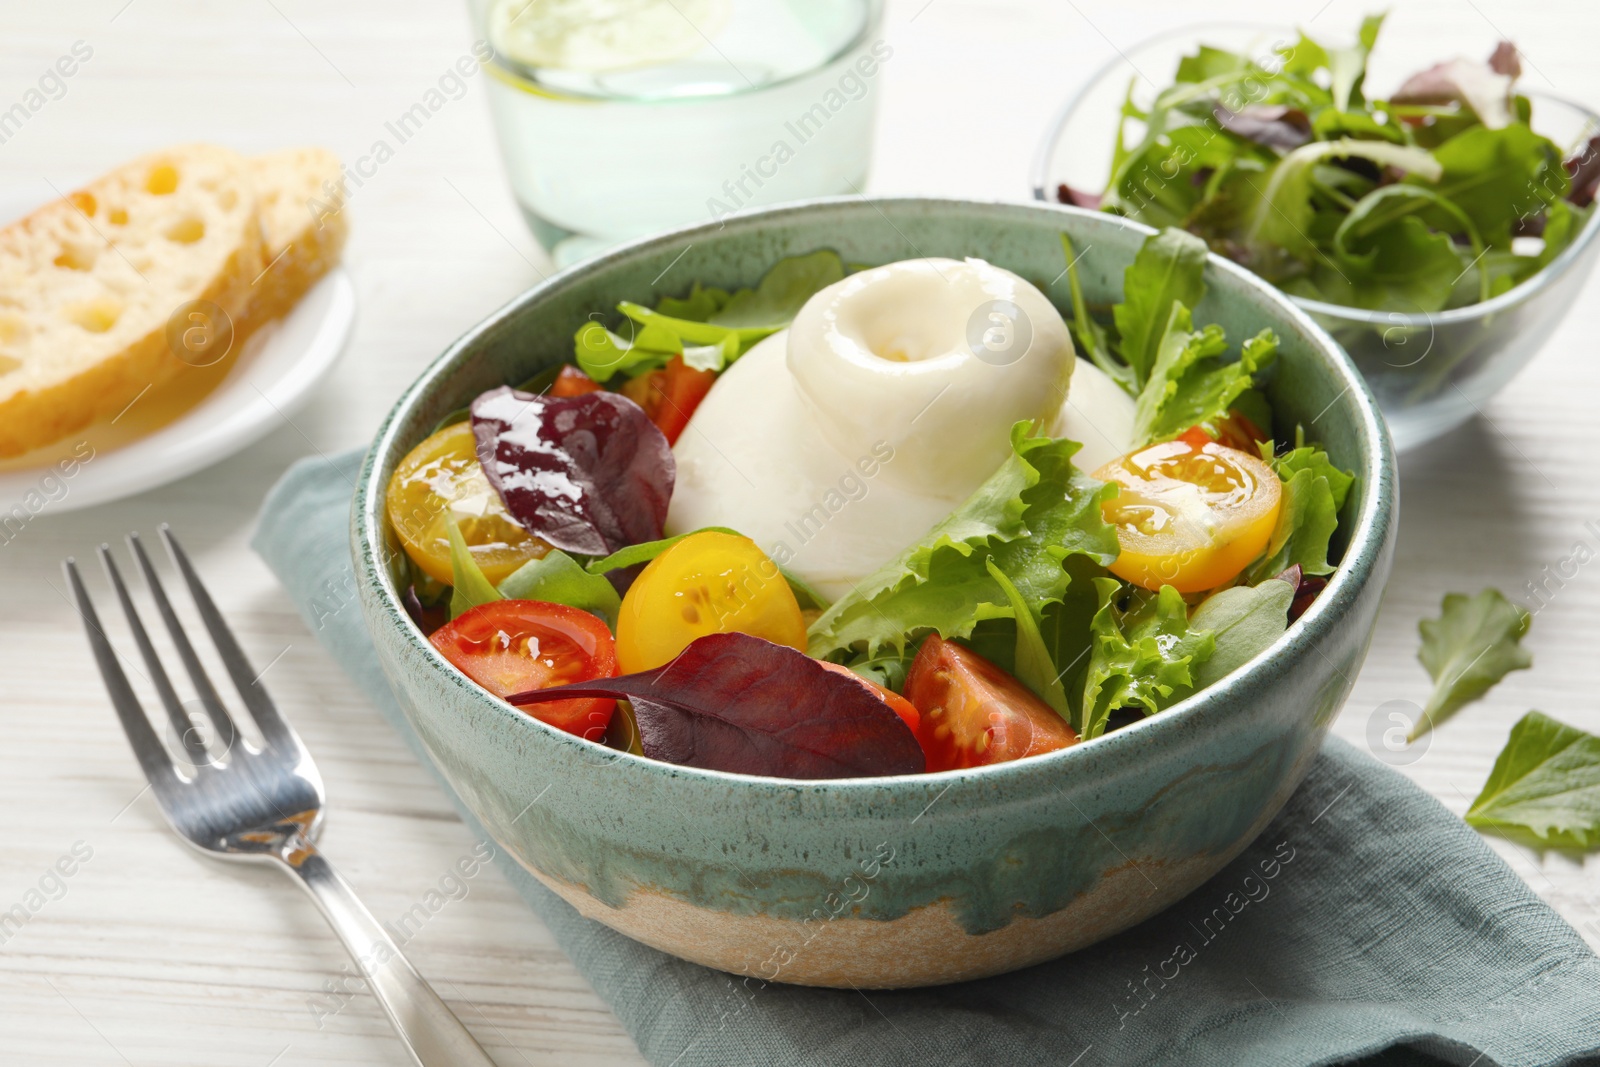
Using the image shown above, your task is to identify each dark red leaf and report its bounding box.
[403,585,450,636]
[1056,183,1103,210]
[1567,135,1600,208]
[508,633,925,779]
[1213,104,1312,150]
[1274,564,1329,622]
[471,386,674,556]
[1487,41,1521,78]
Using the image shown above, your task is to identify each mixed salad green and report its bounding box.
[1066,15,1600,314]
[384,230,1356,780]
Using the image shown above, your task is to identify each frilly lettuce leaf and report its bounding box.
[1246,444,1355,582]
[1131,301,1278,447]
[1080,580,1216,739]
[806,423,1120,660]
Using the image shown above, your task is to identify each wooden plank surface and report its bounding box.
[2,0,1597,1062]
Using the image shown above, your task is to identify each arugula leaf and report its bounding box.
[1111,228,1210,388]
[1413,588,1532,739]
[985,559,1071,720]
[806,424,1119,659]
[1326,12,1384,113]
[1466,711,1600,850]
[1186,575,1295,688]
[1246,446,1354,582]
[446,519,503,620]
[1080,580,1216,739]
[497,550,622,628]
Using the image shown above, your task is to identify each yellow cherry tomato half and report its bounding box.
[1094,436,1281,594]
[616,531,807,674]
[386,421,549,586]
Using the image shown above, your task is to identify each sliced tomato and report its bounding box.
[430,600,618,741]
[615,530,806,674]
[1094,436,1282,594]
[550,364,604,397]
[619,355,717,445]
[902,636,1079,772]
[386,422,549,585]
[818,661,921,735]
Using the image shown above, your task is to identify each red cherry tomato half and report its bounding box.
[550,364,604,397]
[620,355,717,445]
[818,661,921,735]
[903,635,1079,772]
[430,600,618,741]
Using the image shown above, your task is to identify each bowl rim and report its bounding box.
[353,194,1395,797]
[1026,19,1600,328]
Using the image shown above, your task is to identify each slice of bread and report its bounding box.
[246,147,348,322]
[0,144,264,457]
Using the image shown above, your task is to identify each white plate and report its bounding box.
[0,191,355,515]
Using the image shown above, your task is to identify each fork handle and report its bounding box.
[282,847,499,1067]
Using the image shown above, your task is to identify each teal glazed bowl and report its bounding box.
[352,198,1396,988]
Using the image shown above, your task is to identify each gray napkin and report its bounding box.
[253,449,1600,1067]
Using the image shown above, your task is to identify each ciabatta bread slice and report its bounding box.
[246,147,347,322]
[0,144,264,457]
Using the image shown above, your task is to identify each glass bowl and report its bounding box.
[1030,22,1600,452]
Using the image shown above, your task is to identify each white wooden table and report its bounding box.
[3,1,1598,1063]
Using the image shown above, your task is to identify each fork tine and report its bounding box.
[158,525,296,752]
[64,559,182,793]
[126,532,240,760]
[98,544,214,768]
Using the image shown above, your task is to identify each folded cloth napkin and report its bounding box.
[254,450,1600,1067]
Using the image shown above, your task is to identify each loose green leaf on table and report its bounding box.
[1466,711,1600,850]
[1412,588,1532,740]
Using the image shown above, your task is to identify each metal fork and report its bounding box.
[65,526,497,1067]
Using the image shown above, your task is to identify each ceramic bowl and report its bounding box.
[351,198,1396,989]
[1030,22,1600,453]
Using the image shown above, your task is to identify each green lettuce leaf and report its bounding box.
[574,250,844,381]
[985,559,1071,719]
[1080,580,1216,739]
[1466,711,1600,850]
[707,249,845,328]
[497,550,622,628]
[1413,588,1533,739]
[806,424,1119,660]
[584,527,741,575]
[1186,575,1295,689]
[1111,227,1210,388]
[446,519,503,620]
[1246,445,1355,582]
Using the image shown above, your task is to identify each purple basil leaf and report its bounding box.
[471,385,674,556]
[509,632,925,779]
[1213,104,1312,150]
[1274,564,1328,622]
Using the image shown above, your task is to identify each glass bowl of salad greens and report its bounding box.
[1031,18,1600,452]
